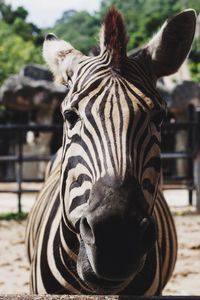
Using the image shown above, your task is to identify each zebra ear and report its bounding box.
[146,9,197,78]
[100,7,128,69]
[43,33,86,85]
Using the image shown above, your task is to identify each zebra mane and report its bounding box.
[101,7,128,68]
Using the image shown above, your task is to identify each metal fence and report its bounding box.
[161,106,200,211]
[0,108,200,213]
[161,120,198,204]
[0,124,62,212]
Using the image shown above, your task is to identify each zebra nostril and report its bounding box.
[45,33,58,41]
[140,217,156,253]
[80,217,95,245]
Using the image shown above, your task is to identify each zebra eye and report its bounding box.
[142,179,155,194]
[64,110,79,128]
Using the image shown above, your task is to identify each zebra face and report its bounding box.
[43,8,196,293]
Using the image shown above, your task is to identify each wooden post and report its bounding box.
[194,107,200,212]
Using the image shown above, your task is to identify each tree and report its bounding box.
[0,20,43,84]
[0,0,44,84]
[0,0,199,84]
[49,10,100,54]
[0,0,43,44]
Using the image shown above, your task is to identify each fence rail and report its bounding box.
[0,124,62,212]
[0,108,200,212]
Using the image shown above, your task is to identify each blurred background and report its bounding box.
[0,0,199,81]
[0,0,200,296]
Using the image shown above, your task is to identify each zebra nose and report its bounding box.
[45,33,58,41]
[80,213,128,247]
[80,214,156,252]
[80,213,156,280]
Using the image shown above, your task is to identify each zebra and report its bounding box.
[26,8,196,295]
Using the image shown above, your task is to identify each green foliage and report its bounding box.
[0,1,43,84]
[0,20,43,84]
[12,17,35,41]
[0,0,42,42]
[0,0,199,84]
[0,211,28,220]
[98,0,200,50]
[190,38,200,63]
[189,37,200,82]
[189,62,200,82]
[49,10,100,54]
[47,0,199,82]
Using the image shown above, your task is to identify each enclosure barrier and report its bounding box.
[0,296,200,300]
[0,124,62,212]
[161,119,197,206]
[1,105,200,212]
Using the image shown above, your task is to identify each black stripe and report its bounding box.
[61,156,93,202]
[72,78,106,108]
[69,189,90,213]
[53,225,89,293]
[115,80,124,174]
[159,196,177,285]
[76,51,108,79]
[84,81,111,171]
[73,52,109,92]
[34,177,59,243]
[60,217,79,254]
[81,66,110,89]
[141,135,160,177]
[83,125,103,175]
[119,80,135,168]
[40,195,65,294]
[121,77,150,110]
[110,95,120,170]
[99,86,117,175]
[136,126,148,177]
[69,174,91,192]
[67,134,97,179]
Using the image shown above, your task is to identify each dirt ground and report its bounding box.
[0,210,200,295]
[163,212,200,295]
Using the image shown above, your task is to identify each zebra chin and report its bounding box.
[77,240,146,294]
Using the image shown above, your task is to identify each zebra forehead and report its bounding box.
[60,51,165,111]
[62,67,164,114]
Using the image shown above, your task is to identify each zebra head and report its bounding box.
[43,8,196,293]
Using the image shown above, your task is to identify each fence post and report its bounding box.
[194,107,200,212]
[16,129,23,213]
[187,105,195,205]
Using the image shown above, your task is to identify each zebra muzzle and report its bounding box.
[79,205,156,281]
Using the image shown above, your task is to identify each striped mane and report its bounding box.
[101,7,128,68]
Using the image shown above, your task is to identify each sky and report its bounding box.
[5,0,102,28]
